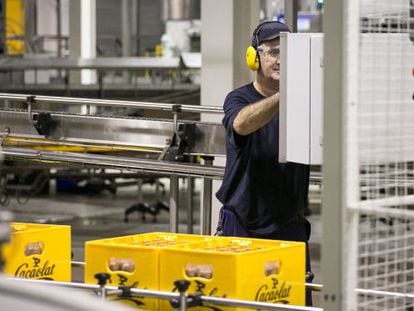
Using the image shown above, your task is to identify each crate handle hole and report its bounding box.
[24,241,44,256]
[185,263,214,279]
[264,260,281,276]
[108,257,135,273]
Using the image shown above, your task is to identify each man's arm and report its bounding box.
[233,92,279,136]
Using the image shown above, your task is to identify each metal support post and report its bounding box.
[169,175,179,232]
[186,176,193,234]
[172,105,181,134]
[322,0,360,309]
[121,0,130,77]
[0,0,6,55]
[174,280,190,311]
[201,156,214,235]
[155,178,161,198]
[284,0,299,33]
[137,178,143,202]
[94,273,110,300]
[56,0,62,58]
[56,0,62,79]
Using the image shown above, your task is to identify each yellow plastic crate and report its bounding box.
[85,232,210,309]
[160,237,306,310]
[2,222,71,282]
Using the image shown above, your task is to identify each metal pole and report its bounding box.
[94,273,110,300]
[0,147,225,179]
[0,0,6,55]
[0,93,223,114]
[121,0,131,83]
[186,176,193,233]
[137,178,143,204]
[16,274,414,302]
[179,292,187,311]
[322,0,360,309]
[284,0,298,33]
[198,296,322,311]
[7,277,180,300]
[155,178,160,198]
[201,156,214,235]
[169,175,179,232]
[56,0,62,59]
[130,0,137,56]
[201,177,212,235]
[100,285,106,300]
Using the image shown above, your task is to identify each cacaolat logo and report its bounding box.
[14,257,56,280]
[255,277,292,304]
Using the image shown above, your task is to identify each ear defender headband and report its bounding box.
[245,21,282,71]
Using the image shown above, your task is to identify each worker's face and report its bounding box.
[257,38,280,81]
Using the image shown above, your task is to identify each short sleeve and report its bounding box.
[222,92,249,148]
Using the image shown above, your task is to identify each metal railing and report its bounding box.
[0,147,224,180]
[7,277,323,311]
[9,273,414,311]
[0,92,223,114]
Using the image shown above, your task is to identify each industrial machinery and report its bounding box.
[0,92,225,234]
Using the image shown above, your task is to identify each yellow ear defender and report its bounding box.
[245,45,260,71]
[245,22,270,71]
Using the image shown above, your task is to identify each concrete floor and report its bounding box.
[4,178,323,308]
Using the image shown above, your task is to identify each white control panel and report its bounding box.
[279,33,323,165]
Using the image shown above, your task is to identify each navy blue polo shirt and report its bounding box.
[216,82,310,236]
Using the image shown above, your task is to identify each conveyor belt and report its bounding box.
[0,110,226,157]
[0,92,226,235]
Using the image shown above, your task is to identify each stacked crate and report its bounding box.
[2,222,71,281]
[84,232,210,309]
[159,237,305,310]
[85,232,305,310]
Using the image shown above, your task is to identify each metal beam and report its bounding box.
[284,0,298,33]
[0,147,225,179]
[0,56,181,70]
[0,92,221,113]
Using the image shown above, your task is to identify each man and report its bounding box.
[215,21,312,305]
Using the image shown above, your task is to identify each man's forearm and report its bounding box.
[233,93,279,136]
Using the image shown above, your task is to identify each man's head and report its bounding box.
[251,21,290,49]
[245,21,290,81]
